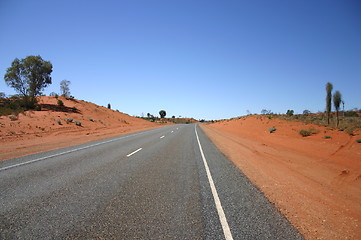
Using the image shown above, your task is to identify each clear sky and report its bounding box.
[1,0,360,120]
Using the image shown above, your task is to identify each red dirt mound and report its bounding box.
[0,96,164,160]
[201,115,361,240]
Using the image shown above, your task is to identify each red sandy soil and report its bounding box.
[201,116,361,240]
[0,96,166,161]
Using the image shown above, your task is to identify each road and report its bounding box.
[0,124,304,239]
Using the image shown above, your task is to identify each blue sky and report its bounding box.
[1,0,360,120]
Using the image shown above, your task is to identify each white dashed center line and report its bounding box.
[126,148,142,157]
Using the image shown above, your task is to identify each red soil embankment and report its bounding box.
[0,96,164,160]
[201,116,361,240]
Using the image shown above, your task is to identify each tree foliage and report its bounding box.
[333,90,342,127]
[159,110,166,118]
[4,56,52,108]
[326,82,333,125]
[60,80,71,97]
[286,110,294,116]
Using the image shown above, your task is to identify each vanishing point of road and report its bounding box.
[0,124,304,239]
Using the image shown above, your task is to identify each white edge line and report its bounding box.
[195,125,234,240]
[126,148,142,157]
[0,128,160,172]
[160,136,165,139]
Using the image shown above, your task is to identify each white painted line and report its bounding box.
[126,148,142,157]
[195,125,234,240]
[0,128,160,172]
[160,136,165,139]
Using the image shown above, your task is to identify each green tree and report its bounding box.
[333,90,342,127]
[303,110,311,115]
[159,110,166,118]
[60,80,71,97]
[326,82,333,125]
[4,56,53,108]
[286,110,294,116]
[107,103,111,109]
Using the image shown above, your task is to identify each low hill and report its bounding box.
[0,96,162,160]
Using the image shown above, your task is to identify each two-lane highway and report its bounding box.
[0,124,304,239]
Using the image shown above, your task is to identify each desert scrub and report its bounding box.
[299,129,311,137]
[345,128,355,136]
[323,135,332,139]
[268,127,277,133]
[65,118,73,124]
[88,117,94,122]
[56,119,62,125]
[8,115,18,121]
[356,139,361,143]
[57,99,64,106]
[75,121,82,126]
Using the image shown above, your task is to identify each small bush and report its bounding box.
[8,115,18,121]
[88,117,94,122]
[35,105,41,111]
[75,121,82,126]
[299,129,311,137]
[356,139,361,143]
[56,119,62,125]
[57,99,64,106]
[65,118,73,124]
[323,135,332,139]
[269,127,277,133]
[345,128,354,136]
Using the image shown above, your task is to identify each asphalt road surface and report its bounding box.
[0,124,304,239]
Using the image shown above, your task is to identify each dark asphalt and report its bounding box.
[0,124,304,239]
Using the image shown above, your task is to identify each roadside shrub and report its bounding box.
[299,129,311,137]
[8,115,18,121]
[356,139,361,143]
[57,99,64,106]
[88,117,94,122]
[65,118,73,124]
[35,105,42,111]
[268,127,277,133]
[56,119,62,125]
[75,121,82,126]
[345,128,355,136]
[323,136,332,139]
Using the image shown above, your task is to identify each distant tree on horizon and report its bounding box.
[159,110,166,118]
[60,80,71,97]
[108,103,111,109]
[4,55,53,108]
[303,110,311,115]
[326,82,333,125]
[286,110,294,116]
[333,90,342,127]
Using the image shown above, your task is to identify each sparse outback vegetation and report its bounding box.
[269,127,277,133]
